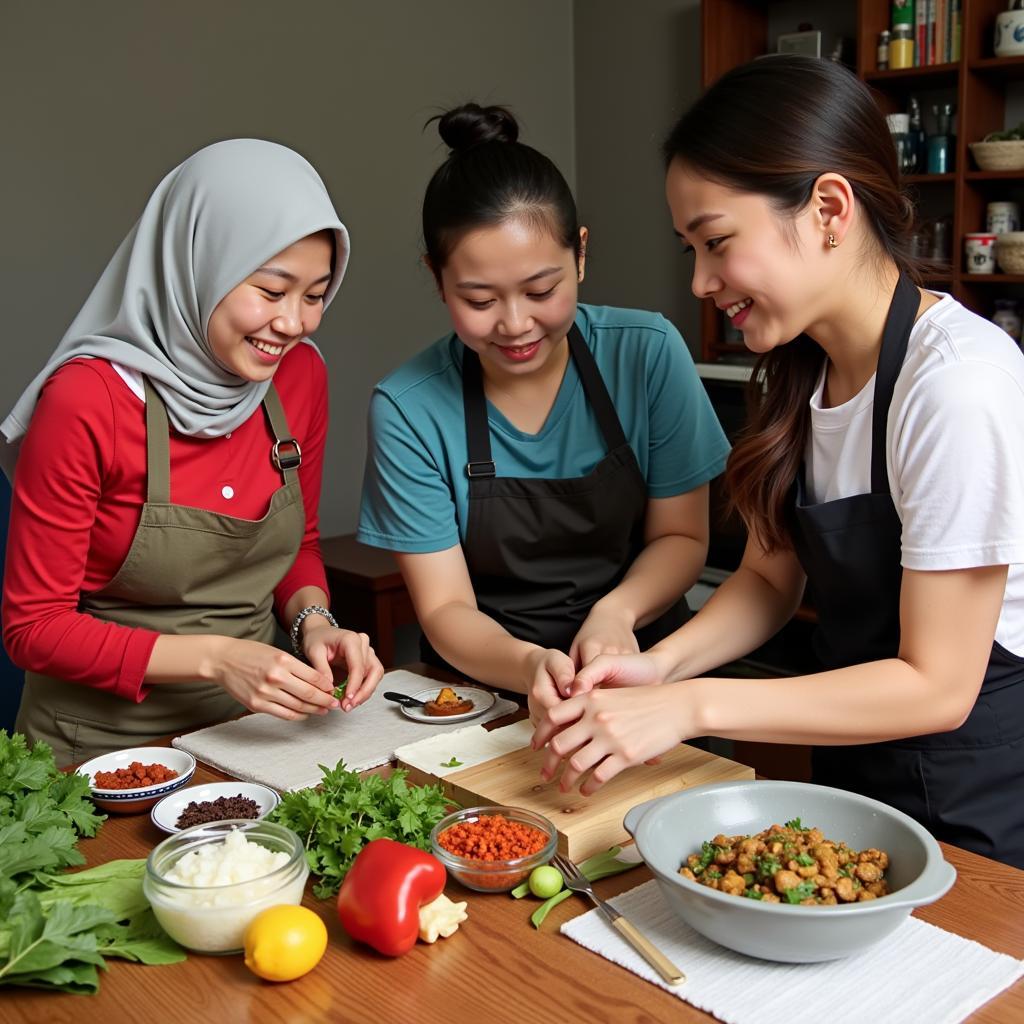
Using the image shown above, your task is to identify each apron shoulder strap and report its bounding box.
[568,323,629,452]
[870,273,919,493]
[261,383,301,485]
[462,350,496,479]
[142,378,171,504]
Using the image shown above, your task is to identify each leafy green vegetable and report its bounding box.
[783,880,817,904]
[0,861,185,993]
[440,756,463,768]
[267,759,451,898]
[0,734,185,993]
[529,847,640,928]
[0,732,104,889]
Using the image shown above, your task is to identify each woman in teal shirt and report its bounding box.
[358,103,728,718]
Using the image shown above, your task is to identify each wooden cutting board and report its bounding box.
[398,742,753,862]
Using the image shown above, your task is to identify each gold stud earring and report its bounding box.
[828,233,838,249]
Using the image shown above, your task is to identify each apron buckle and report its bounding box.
[466,460,496,479]
[272,438,303,472]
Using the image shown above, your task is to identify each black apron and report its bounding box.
[421,324,688,668]
[790,273,1024,869]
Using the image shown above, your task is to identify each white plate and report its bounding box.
[150,781,280,834]
[400,687,497,724]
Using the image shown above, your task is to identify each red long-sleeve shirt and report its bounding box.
[2,343,329,702]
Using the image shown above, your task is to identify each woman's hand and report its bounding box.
[568,651,667,696]
[531,682,692,795]
[302,625,385,711]
[569,606,639,670]
[211,638,341,721]
[524,647,576,723]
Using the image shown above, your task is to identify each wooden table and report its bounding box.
[3,719,1022,1023]
[320,534,417,668]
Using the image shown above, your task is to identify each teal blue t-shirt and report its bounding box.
[357,304,730,553]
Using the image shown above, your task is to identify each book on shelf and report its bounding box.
[915,0,928,66]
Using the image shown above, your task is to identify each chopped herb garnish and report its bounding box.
[744,889,764,900]
[784,817,807,831]
[440,756,463,768]
[784,881,817,904]
[692,841,715,875]
[795,853,816,867]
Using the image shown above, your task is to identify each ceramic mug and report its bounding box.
[965,233,997,274]
[995,9,1024,57]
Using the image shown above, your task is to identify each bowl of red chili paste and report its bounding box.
[76,746,196,814]
[431,805,557,892]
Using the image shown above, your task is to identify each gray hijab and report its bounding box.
[0,138,349,475]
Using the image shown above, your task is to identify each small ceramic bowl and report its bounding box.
[151,781,280,834]
[76,746,196,814]
[430,805,557,892]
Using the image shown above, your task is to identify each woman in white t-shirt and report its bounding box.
[532,55,1024,869]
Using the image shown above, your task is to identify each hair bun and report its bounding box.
[437,103,519,153]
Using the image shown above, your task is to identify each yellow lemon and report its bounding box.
[243,905,328,982]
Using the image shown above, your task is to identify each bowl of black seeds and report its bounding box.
[150,781,280,834]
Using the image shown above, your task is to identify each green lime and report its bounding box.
[528,864,563,899]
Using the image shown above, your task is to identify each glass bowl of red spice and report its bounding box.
[431,805,558,893]
[76,746,196,814]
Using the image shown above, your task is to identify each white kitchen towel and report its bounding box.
[172,670,519,791]
[561,879,1024,1024]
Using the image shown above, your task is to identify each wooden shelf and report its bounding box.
[864,63,959,88]
[960,274,1024,284]
[903,173,956,184]
[969,56,1024,82]
[964,170,1024,180]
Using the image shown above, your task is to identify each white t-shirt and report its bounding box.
[805,293,1024,655]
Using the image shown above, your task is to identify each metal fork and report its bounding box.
[553,853,686,986]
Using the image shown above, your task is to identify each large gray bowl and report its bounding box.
[624,780,956,963]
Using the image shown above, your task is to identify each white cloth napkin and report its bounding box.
[172,670,519,791]
[561,879,1024,1024]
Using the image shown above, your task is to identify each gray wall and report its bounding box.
[3,0,576,534]
[573,0,702,351]
[4,0,704,534]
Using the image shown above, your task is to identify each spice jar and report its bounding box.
[890,24,914,69]
[877,29,891,70]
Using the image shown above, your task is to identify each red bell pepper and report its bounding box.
[337,838,447,957]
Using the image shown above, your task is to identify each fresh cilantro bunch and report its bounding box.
[0,731,104,887]
[268,760,451,898]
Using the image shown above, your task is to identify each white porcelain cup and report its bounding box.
[965,233,997,274]
[995,10,1024,57]
[987,202,1021,236]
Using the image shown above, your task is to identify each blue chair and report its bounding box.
[0,474,25,733]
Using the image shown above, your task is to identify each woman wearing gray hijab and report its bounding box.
[2,139,384,765]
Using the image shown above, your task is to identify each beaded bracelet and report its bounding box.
[289,604,338,657]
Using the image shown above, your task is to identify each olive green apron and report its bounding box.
[15,378,306,766]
